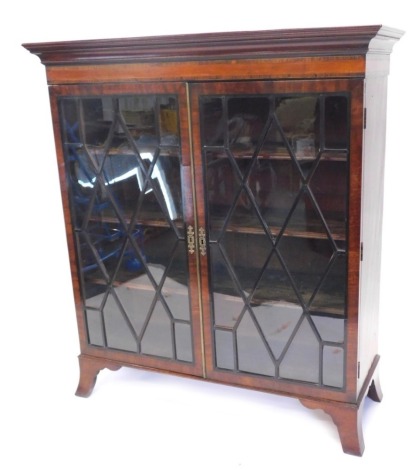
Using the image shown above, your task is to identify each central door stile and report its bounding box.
[171,81,205,378]
[185,82,207,378]
[188,83,215,380]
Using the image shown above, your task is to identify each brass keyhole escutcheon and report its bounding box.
[187,225,195,254]
[199,227,207,256]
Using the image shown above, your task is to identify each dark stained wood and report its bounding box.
[300,355,381,456]
[300,397,365,456]
[367,374,383,403]
[190,78,365,404]
[25,25,403,456]
[43,56,367,85]
[76,354,122,397]
[23,25,402,66]
[48,89,88,357]
[345,79,365,402]
[23,26,403,85]
[49,81,205,379]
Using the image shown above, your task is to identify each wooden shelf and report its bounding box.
[205,147,348,163]
[92,213,345,241]
[92,212,345,241]
[219,221,345,241]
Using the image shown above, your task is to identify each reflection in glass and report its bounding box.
[60,95,193,363]
[279,317,320,383]
[215,330,235,370]
[323,345,344,388]
[237,310,276,377]
[275,95,318,160]
[201,93,348,387]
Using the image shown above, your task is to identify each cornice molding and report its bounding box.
[23,25,404,66]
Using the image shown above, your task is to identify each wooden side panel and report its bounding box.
[357,56,391,394]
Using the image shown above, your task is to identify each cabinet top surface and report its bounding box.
[23,25,403,66]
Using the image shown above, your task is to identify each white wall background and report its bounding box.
[1,2,411,469]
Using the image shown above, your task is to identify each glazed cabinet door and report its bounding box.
[190,80,363,398]
[50,83,203,377]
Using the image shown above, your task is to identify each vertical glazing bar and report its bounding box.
[319,94,326,153]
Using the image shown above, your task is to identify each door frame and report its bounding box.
[189,79,364,402]
[49,81,204,377]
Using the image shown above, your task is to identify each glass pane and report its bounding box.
[252,249,300,306]
[213,292,243,329]
[247,158,300,234]
[175,323,193,362]
[279,317,320,383]
[104,290,139,351]
[277,237,334,308]
[204,149,241,240]
[210,243,241,300]
[60,95,193,363]
[312,315,345,343]
[275,95,318,163]
[86,309,104,346]
[215,329,235,370]
[323,345,344,388]
[221,232,273,294]
[158,240,191,321]
[309,255,347,315]
[141,302,173,358]
[253,302,302,359]
[200,97,224,146]
[237,310,276,377]
[324,96,348,149]
[202,90,348,388]
[309,159,347,241]
[227,96,271,160]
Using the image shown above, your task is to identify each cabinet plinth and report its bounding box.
[24,25,403,456]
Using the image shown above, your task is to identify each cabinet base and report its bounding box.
[75,354,122,397]
[300,357,382,456]
[75,353,382,455]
